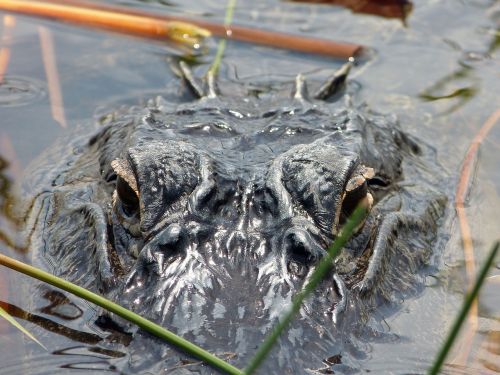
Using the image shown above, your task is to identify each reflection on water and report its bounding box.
[0,151,27,253]
[419,25,499,116]
[40,290,83,320]
[0,0,499,374]
[482,331,500,373]
[1,349,123,374]
[0,297,131,373]
[482,330,500,372]
[0,156,11,214]
[419,66,479,115]
[0,300,101,344]
[0,154,21,251]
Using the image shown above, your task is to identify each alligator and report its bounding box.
[23,62,446,374]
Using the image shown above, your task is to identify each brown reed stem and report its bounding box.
[0,0,362,59]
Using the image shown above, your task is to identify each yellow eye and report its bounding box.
[338,174,373,231]
[343,175,368,214]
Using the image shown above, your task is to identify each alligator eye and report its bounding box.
[343,175,368,214]
[339,175,373,228]
[117,176,139,217]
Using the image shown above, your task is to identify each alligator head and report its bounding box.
[26,63,446,373]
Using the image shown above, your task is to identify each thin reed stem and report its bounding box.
[428,242,499,375]
[0,253,243,375]
[209,0,237,76]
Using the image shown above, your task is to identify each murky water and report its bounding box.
[0,0,499,374]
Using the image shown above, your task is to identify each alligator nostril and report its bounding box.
[287,233,311,264]
[284,230,315,266]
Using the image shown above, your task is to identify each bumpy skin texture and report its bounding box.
[26,78,446,374]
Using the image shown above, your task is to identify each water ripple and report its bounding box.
[0,76,46,107]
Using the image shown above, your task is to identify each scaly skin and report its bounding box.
[24,72,446,374]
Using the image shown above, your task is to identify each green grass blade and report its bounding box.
[428,241,499,375]
[0,253,243,375]
[0,304,46,349]
[208,0,237,76]
[244,206,367,375]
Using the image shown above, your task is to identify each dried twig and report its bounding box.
[451,109,500,365]
[0,0,211,52]
[456,109,500,286]
[0,0,362,59]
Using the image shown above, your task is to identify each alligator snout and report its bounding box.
[27,72,446,373]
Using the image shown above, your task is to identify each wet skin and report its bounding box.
[25,65,446,373]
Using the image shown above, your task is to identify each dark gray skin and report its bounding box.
[24,64,446,374]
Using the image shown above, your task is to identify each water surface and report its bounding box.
[0,1,499,373]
